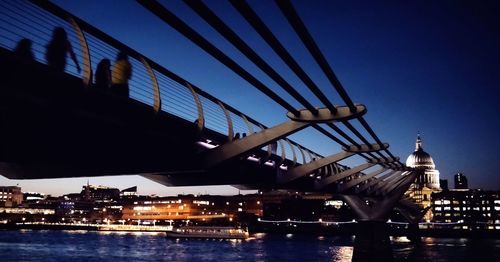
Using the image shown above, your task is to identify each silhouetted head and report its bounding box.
[17,38,32,49]
[100,58,111,67]
[116,51,128,61]
[14,38,34,60]
[15,38,32,52]
[51,27,68,43]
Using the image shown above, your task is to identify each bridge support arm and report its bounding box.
[381,173,415,196]
[315,162,376,190]
[278,151,354,183]
[316,157,398,190]
[376,171,412,196]
[339,171,416,222]
[201,120,310,167]
[366,170,404,195]
[338,167,387,193]
[356,170,399,193]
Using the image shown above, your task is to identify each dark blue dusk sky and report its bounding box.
[1,0,499,195]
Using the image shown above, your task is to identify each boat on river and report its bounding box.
[165,226,249,239]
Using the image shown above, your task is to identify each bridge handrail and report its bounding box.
[0,0,324,164]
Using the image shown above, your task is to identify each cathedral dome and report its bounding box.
[406,134,436,169]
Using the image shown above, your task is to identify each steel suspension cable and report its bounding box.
[183,0,318,115]
[228,0,337,114]
[135,0,300,116]
[275,0,402,165]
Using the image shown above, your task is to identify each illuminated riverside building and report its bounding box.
[0,186,23,207]
[122,195,263,223]
[121,192,334,224]
[431,189,500,230]
[0,183,343,225]
[405,134,441,216]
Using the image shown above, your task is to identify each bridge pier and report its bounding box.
[352,221,393,262]
[406,223,422,243]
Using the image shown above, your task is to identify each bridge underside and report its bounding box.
[0,48,300,189]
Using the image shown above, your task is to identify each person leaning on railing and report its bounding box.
[111,51,132,97]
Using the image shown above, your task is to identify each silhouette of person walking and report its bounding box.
[111,51,132,97]
[14,38,34,61]
[94,58,111,90]
[45,27,80,73]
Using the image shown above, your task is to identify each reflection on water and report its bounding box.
[0,230,499,261]
[0,230,354,261]
[96,231,165,236]
[330,246,353,262]
[392,236,500,262]
[391,236,411,243]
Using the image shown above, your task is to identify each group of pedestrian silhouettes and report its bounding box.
[13,26,132,97]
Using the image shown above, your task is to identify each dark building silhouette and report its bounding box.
[81,184,120,202]
[440,179,449,191]
[454,173,468,189]
[120,186,138,198]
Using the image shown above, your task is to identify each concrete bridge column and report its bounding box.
[352,221,393,262]
[341,170,419,261]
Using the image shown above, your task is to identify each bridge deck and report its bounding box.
[0,48,296,189]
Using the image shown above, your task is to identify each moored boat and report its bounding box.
[165,226,249,239]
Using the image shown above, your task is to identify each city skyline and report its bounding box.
[1,0,499,195]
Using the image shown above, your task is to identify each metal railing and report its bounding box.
[0,0,325,168]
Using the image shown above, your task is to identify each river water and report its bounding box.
[0,230,499,261]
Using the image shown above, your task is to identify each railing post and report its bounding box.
[297,144,306,164]
[241,114,254,134]
[305,149,314,163]
[185,83,204,133]
[257,124,273,160]
[217,101,234,142]
[278,140,286,167]
[285,139,297,166]
[69,18,91,87]
[140,57,161,113]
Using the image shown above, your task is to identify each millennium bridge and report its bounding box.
[0,1,426,260]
